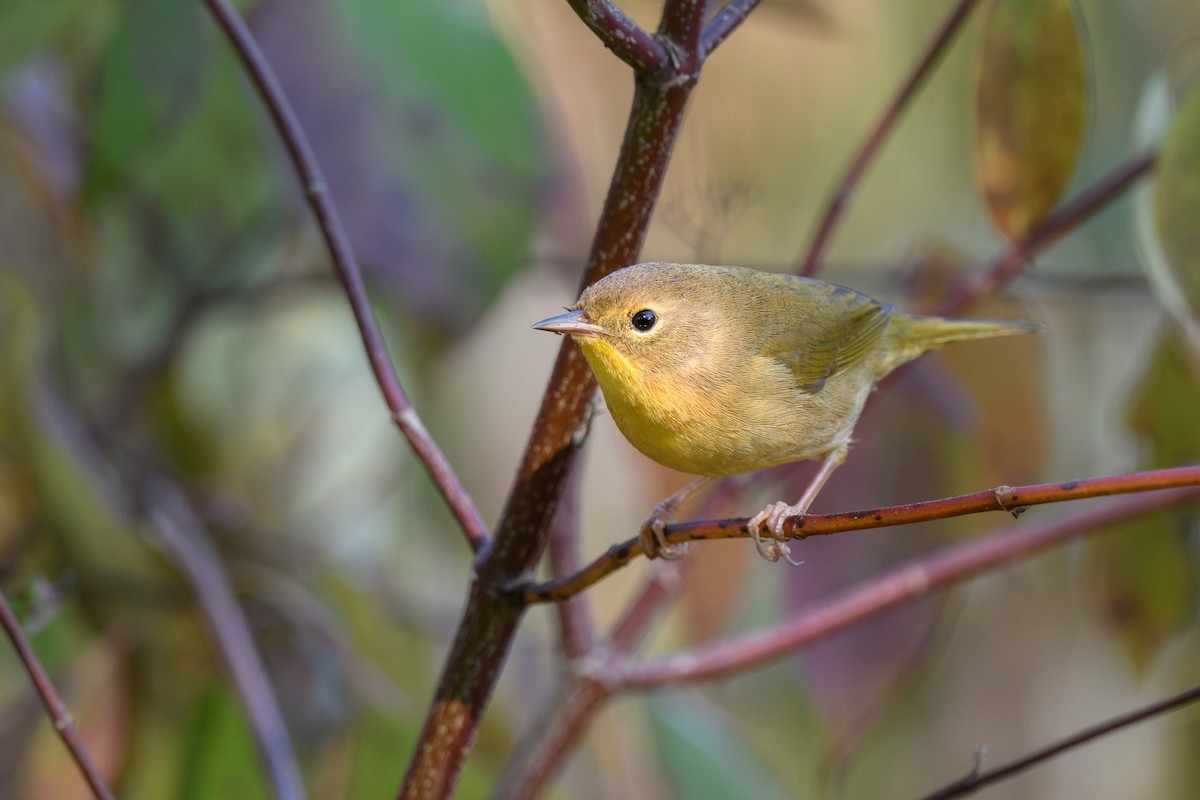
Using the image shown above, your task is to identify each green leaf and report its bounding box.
[1096,330,1200,670]
[1091,510,1196,672]
[974,0,1086,240]
[180,683,271,800]
[646,693,793,800]
[0,0,84,80]
[336,0,546,308]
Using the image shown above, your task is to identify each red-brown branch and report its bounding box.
[516,465,1200,604]
[618,487,1199,687]
[397,1,713,794]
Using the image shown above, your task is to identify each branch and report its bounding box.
[798,0,984,277]
[142,475,307,800]
[197,0,489,553]
[515,465,1200,603]
[562,0,667,72]
[0,591,116,800]
[548,462,597,659]
[702,0,763,56]
[618,487,1200,687]
[938,151,1157,315]
[919,680,1200,800]
[399,0,709,791]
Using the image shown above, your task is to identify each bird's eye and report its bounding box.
[631,309,657,332]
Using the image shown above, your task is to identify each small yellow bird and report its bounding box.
[533,262,1035,563]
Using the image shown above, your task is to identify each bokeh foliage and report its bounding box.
[1,0,1199,798]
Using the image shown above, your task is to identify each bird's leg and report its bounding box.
[748,445,848,565]
[639,476,717,560]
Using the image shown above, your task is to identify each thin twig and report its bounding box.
[515,465,1200,603]
[919,680,1200,800]
[618,488,1200,687]
[937,152,1157,315]
[701,0,763,56]
[144,476,307,800]
[0,591,116,800]
[798,0,984,277]
[562,0,667,72]
[197,0,489,553]
[548,462,597,659]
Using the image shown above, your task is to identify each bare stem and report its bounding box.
[397,0,710,793]
[0,591,116,800]
[491,673,613,800]
[799,0,985,277]
[919,680,1200,800]
[938,152,1157,315]
[562,0,667,72]
[618,487,1199,687]
[197,0,489,553]
[516,465,1200,603]
[702,0,764,55]
[548,462,597,659]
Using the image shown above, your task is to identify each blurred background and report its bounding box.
[1,0,1199,797]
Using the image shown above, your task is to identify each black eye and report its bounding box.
[631,309,657,332]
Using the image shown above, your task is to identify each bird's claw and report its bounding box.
[747,502,803,567]
[639,514,687,560]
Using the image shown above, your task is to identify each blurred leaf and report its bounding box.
[974,0,1086,240]
[180,683,270,800]
[0,0,83,80]
[84,0,210,202]
[1091,510,1195,672]
[1093,330,1200,669]
[1152,79,1200,322]
[335,0,546,320]
[85,0,279,282]
[1128,331,1200,469]
[646,693,791,800]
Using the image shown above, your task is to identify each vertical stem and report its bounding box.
[398,71,699,800]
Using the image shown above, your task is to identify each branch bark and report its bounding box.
[517,465,1200,603]
[398,0,715,793]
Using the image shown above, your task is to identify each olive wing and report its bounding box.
[758,281,894,393]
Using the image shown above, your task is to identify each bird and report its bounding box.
[533,262,1035,563]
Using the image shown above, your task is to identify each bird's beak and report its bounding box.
[531,309,603,337]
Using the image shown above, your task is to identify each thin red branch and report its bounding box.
[920,680,1200,800]
[938,151,1157,315]
[798,0,984,277]
[198,0,489,553]
[562,0,667,72]
[618,487,1200,687]
[515,465,1200,603]
[492,674,613,800]
[548,463,597,659]
[0,591,116,800]
[702,0,763,56]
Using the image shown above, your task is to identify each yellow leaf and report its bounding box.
[975,0,1087,240]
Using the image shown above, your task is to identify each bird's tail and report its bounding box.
[882,313,1038,371]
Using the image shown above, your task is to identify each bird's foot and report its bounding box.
[639,510,688,561]
[747,502,803,566]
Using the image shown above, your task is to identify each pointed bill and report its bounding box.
[531,309,603,337]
